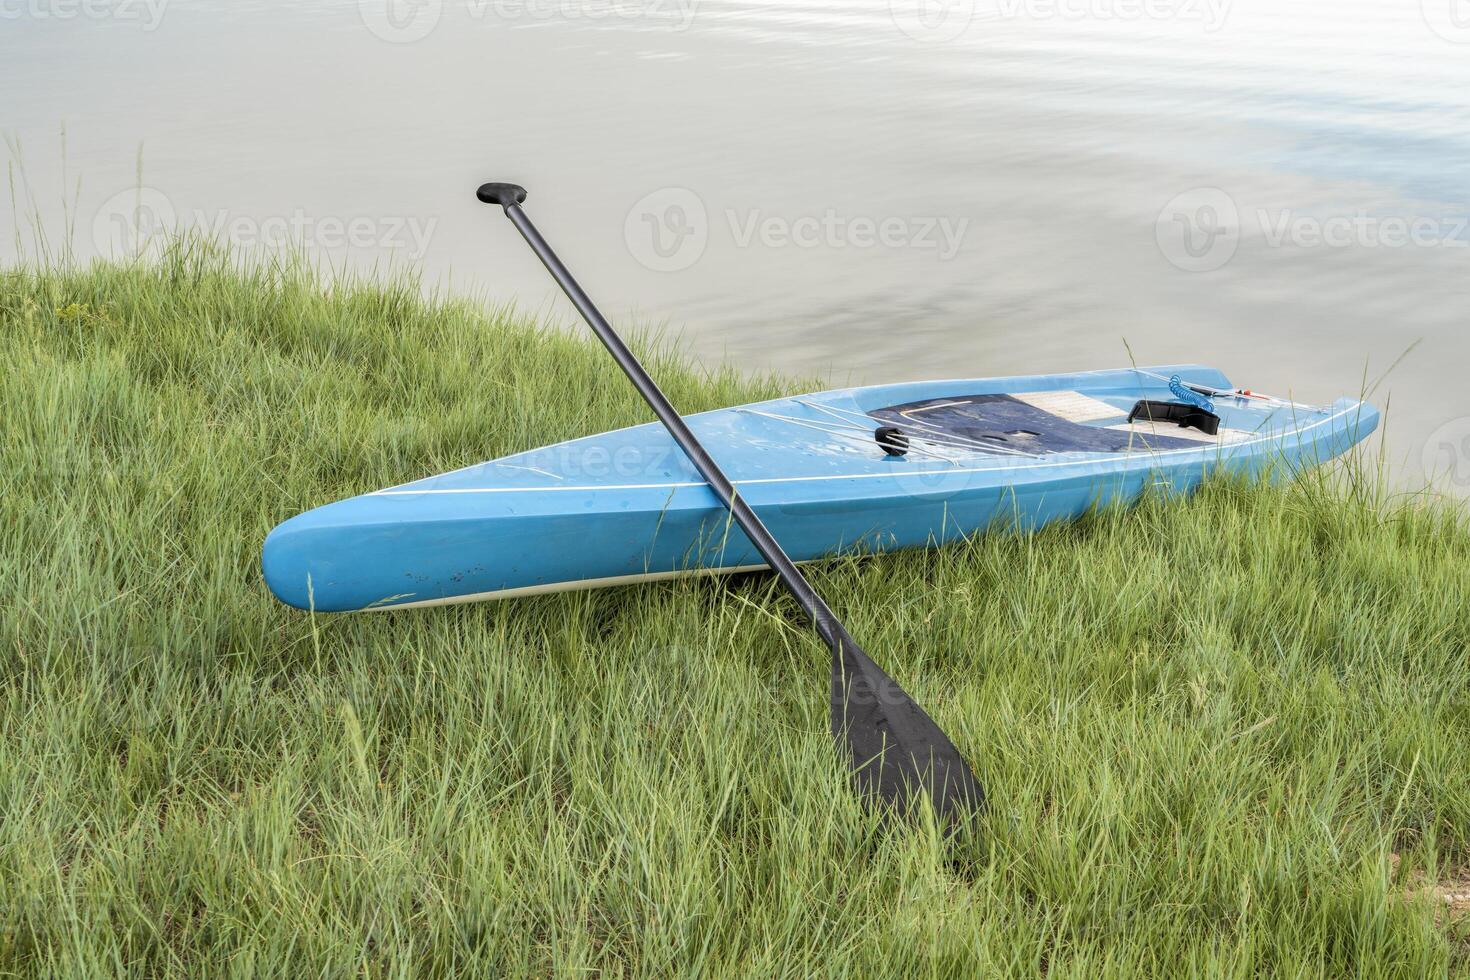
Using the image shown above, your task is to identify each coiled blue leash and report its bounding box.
[1169,374,1216,412]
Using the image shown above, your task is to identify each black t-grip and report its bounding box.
[476,182,527,211]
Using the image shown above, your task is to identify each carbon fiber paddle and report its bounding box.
[478,182,984,821]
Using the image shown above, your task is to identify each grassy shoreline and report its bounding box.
[3,246,1468,976]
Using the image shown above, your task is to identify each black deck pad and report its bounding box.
[869,394,1207,455]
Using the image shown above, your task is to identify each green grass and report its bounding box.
[2,242,1468,977]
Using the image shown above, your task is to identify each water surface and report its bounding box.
[6,0,1468,488]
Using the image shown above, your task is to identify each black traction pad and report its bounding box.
[869,394,1207,455]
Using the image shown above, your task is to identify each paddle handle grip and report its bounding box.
[477,182,528,212]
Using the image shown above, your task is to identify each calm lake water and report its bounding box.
[6,0,1469,489]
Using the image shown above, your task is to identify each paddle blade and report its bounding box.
[829,628,984,822]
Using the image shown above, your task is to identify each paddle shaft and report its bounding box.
[480,182,984,820]
[501,203,845,646]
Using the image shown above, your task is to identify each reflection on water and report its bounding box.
[5,0,1469,489]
